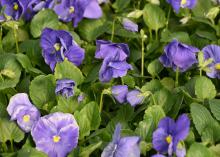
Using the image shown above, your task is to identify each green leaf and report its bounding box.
[209,99,220,121]
[0,119,24,143]
[187,143,213,157]
[30,9,59,38]
[209,144,220,157]
[79,141,102,157]
[192,0,212,17]
[17,147,47,157]
[161,30,191,44]
[74,102,101,139]
[147,59,163,77]
[0,54,21,90]
[54,59,84,85]
[143,3,166,31]
[195,76,216,99]
[122,75,135,88]
[29,74,56,109]
[112,0,131,12]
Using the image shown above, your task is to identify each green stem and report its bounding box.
[166,6,171,29]
[2,142,8,152]
[199,69,202,76]
[175,67,179,87]
[155,30,158,41]
[111,19,116,42]
[141,37,145,79]
[13,28,19,53]
[121,77,124,85]
[99,91,104,113]
[10,140,14,152]
[149,29,152,41]
[0,25,3,52]
[151,94,157,106]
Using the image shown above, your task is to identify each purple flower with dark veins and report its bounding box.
[126,90,145,107]
[159,39,199,72]
[122,18,138,32]
[55,79,75,98]
[41,28,85,71]
[111,85,128,103]
[202,45,220,79]
[101,123,141,157]
[50,0,102,27]
[31,112,79,157]
[152,114,190,157]
[166,0,197,13]
[0,0,27,20]
[7,93,40,133]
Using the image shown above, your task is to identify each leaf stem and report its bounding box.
[166,6,171,29]
[99,91,104,113]
[175,67,179,87]
[13,28,19,53]
[111,19,116,42]
[141,36,145,79]
[0,25,3,52]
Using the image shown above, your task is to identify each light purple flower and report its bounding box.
[166,0,197,13]
[159,39,199,72]
[122,18,138,32]
[112,85,128,103]
[126,90,145,107]
[41,28,85,71]
[152,155,166,157]
[55,79,75,98]
[31,112,79,157]
[101,123,140,157]
[202,45,220,79]
[152,114,190,157]
[7,93,40,133]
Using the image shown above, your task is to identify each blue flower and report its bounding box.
[126,90,145,107]
[111,85,128,103]
[166,0,197,13]
[55,79,75,98]
[122,18,138,32]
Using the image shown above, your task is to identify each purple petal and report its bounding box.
[65,45,85,66]
[112,85,128,104]
[122,18,138,32]
[83,0,102,19]
[158,117,175,134]
[126,90,144,107]
[174,114,190,141]
[152,128,169,154]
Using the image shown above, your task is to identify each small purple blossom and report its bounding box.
[41,28,85,71]
[77,93,85,103]
[126,90,145,107]
[166,0,197,13]
[152,114,190,157]
[55,79,75,98]
[111,85,128,103]
[159,39,199,72]
[101,123,141,157]
[7,93,40,133]
[202,45,220,79]
[122,18,138,32]
[31,112,79,157]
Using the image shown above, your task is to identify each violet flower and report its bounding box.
[50,0,102,27]
[55,79,75,98]
[126,90,145,107]
[101,123,140,157]
[166,0,197,13]
[122,18,138,32]
[41,28,85,71]
[0,0,27,20]
[202,45,220,79]
[111,85,128,103]
[159,39,199,72]
[7,93,40,133]
[152,114,190,157]
[31,112,79,157]
[152,155,166,157]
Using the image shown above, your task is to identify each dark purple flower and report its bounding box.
[31,112,79,157]
[0,0,27,20]
[101,123,140,157]
[159,40,199,72]
[41,28,85,71]
[95,40,130,61]
[202,45,220,79]
[7,93,40,133]
[166,0,197,13]
[126,90,145,107]
[122,18,138,32]
[50,0,102,27]
[112,85,128,103]
[152,114,190,157]
[55,79,75,98]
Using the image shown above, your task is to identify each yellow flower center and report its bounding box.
[215,63,220,70]
[53,135,61,143]
[181,0,187,6]
[54,43,61,51]
[23,115,30,122]
[166,135,172,144]
[69,6,75,14]
[13,3,19,11]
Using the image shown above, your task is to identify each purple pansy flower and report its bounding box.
[152,114,190,157]
[0,0,27,20]
[7,93,40,133]
[126,90,145,107]
[50,0,102,27]
[111,85,128,103]
[202,45,220,79]
[101,123,140,157]
[166,0,197,13]
[55,79,75,98]
[41,28,85,71]
[152,155,166,157]
[159,39,199,72]
[31,112,79,157]
[122,18,138,32]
